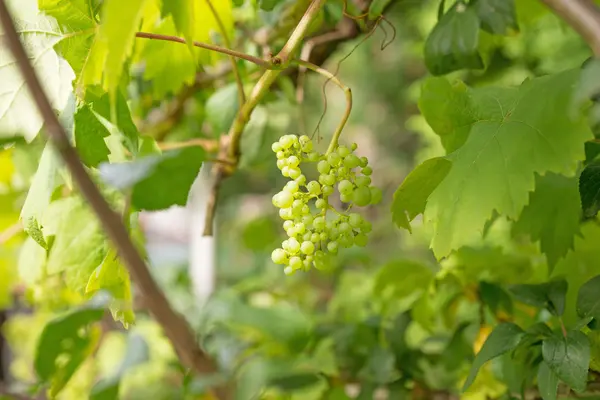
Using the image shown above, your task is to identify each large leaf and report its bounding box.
[0,6,75,141]
[508,279,568,316]
[471,0,518,35]
[74,104,110,168]
[463,322,525,391]
[512,173,581,270]
[580,160,600,218]
[421,70,591,259]
[90,334,149,400]
[35,295,107,397]
[99,147,205,211]
[577,275,600,321]
[391,157,451,232]
[542,330,590,393]
[424,2,483,76]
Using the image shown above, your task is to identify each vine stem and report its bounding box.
[0,0,222,389]
[541,0,600,56]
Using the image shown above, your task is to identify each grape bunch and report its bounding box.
[270,134,381,275]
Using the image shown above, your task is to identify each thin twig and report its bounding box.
[204,0,246,106]
[0,0,221,387]
[541,0,600,56]
[135,31,271,68]
[0,221,23,244]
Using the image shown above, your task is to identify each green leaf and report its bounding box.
[35,295,107,397]
[20,143,61,249]
[86,248,135,328]
[17,237,46,284]
[206,83,240,135]
[479,281,513,315]
[463,322,525,391]
[422,70,591,259]
[138,17,196,98]
[542,330,590,393]
[0,7,75,141]
[373,260,433,299]
[577,275,600,321]
[508,280,568,316]
[90,334,149,400]
[418,78,472,152]
[537,361,558,400]
[239,106,269,168]
[512,173,581,270]
[391,157,451,232]
[43,197,108,292]
[368,0,393,19]
[259,0,285,11]
[74,105,110,168]
[99,147,205,211]
[471,0,518,35]
[84,0,148,93]
[424,2,483,76]
[580,160,600,218]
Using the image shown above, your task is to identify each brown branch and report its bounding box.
[0,0,222,391]
[541,0,600,56]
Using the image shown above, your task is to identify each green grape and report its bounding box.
[286,227,297,237]
[362,166,372,175]
[339,222,351,233]
[317,160,331,174]
[343,154,361,168]
[349,213,362,228]
[322,185,334,196]
[327,241,338,253]
[279,208,293,220]
[313,216,325,230]
[337,145,351,158]
[313,251,328,270]
[288,167,301,179]
[359,156,368,168]
[370,186,382,204]
[285,181,299,193]
[355,233,368,247]
[276,151,285,159]
[271,248,287,264]
[273,191,293,208]
[292,199,303,209]
[322,174,336,186]
[351,143,358,151]
[319,232,328,241]
[315,198,327,209]
[295,222,306,234]
[302,205,310,214]
[276,160,285,170]
[338,180,353,195]
[301,241,315,255]
[330,227,339,239]
[281,166,290,177]
[303,232,312,241]
[353,186,371,206]
[339,234,353,248]
[337,166,349,177]
[282,239,290,250]
[272,142,282,152]
[284,266,294,275]
[340,193,352,203]
[280,135,294,149]
[295,175,307,186]
[361,220,372,233]
[288,155,300,167]
[327,152,342,166]
[289,256,302,270]
[288,238,300,254]
[307,151,319,161]
[307,181,321,194]
[299,135,311,144]
[302,215,314,226]
[283,220,293,230]
[355,176,371,187]
[310,233,320,242]
[303,259,312,270]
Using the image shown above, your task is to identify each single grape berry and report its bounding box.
[338,180,354,195]
[353,186,371,207]
[271,248,287,264]
[301,241,315,255]
[317,160,331,174]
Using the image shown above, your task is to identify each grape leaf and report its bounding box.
[43,197,108,292]
[391,157,451,232]
[35,295,107,397]
[86,248,134,328]
[17,237,46,285]
[0,8,75,141]
[537,361,559,400]
[83,0,147,93]
[99,147,205,211]
[421,70,591,259]
[74,105,110,168]
[577,275,600,321]
[512,173,581,270]
[424,2,483,76]
[508,279,568,316]
[580,160,600,218]
[206,83,240,135]
[138,17,196,98]
[368,0,393,19]
[90,334,149,400]
[471,0,518,35]
[463,322,525,391]
[542,330,590,393]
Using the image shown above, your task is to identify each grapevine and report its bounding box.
[270,134,382,274]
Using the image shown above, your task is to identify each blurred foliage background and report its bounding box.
[1,0,599,399]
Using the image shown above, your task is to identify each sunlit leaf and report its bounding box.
[74,105,110,168]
